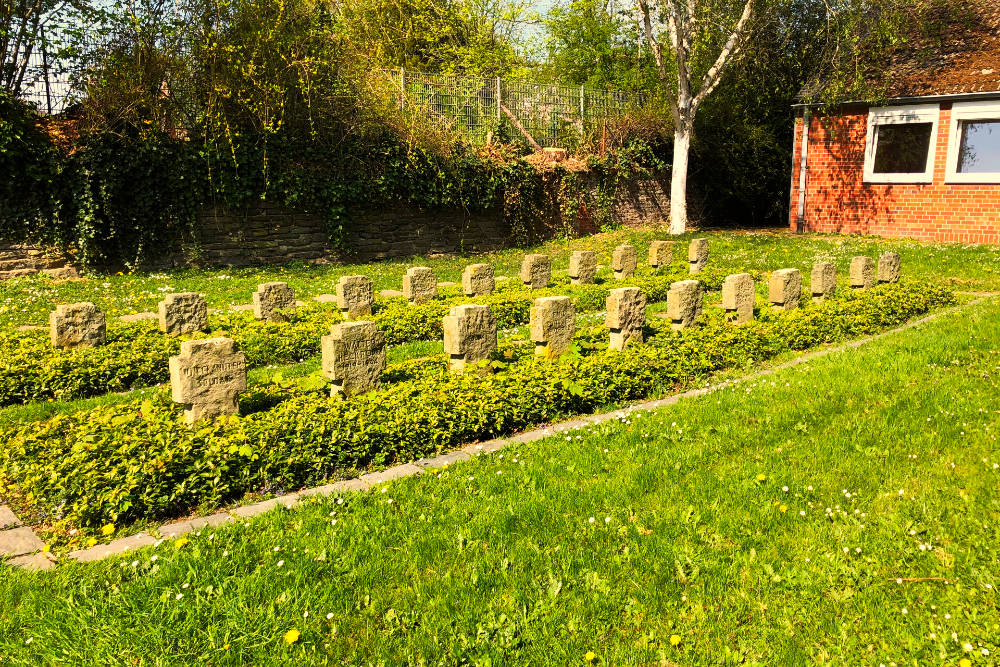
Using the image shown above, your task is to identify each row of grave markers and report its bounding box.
[166,251,902,424]
[45,239,705,349]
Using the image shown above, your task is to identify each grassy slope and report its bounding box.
[2,229,999,330]
[1,298,997,665]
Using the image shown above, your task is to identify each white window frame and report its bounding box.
[863,104,940,184]
[945,100,1000,184]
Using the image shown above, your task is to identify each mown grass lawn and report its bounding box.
[2,228,1000,329]
[1,296,996,664]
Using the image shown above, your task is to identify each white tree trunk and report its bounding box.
[669,123,691,235]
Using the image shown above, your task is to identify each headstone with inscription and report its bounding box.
[607,287,646,350]
[722,273,755,324]
[569,251,598,285]
[443,304,497,372]
[850,256,875,290]
[158,292,208,336]
[322,321,386,396]
[649,241,673,268]
[878,252,901,283]
[169,337,247,424]
[689,238,709,274]
[336,275,374,319]
[520,254,551,290]
[253,282,296,322]
[50,302,106,349]
[769,269,802,310]
[612,244,637,279]
[403,267,438,304]
[462,263,495,297]
[530,296,575,358]
[811,262,836,300]
[667,280,703,330]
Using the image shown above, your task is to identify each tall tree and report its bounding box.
[636,0,755,234]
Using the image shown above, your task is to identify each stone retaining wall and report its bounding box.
[0,174,670,276]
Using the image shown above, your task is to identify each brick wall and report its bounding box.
[789,104,1000,244]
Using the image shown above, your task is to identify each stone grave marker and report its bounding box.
[322,321,386,396]
[607,287,646,350]
[169,337,246,424]
[50,302,106,349]
[769,269,802,310]
[253,282,296,322]
[649,240,673,268]
[722,273,754,324]
[689,238,709,274]
[520,254,551,289]
[462,263,495,297]
[667,280,703,330]
[403,267,437,304]
[158,292,208,336]
[568,250,597,285]
[443,304,497,371]
[336,275,374,319]
[811,262,836,299]
[850,256,875,289]
[612,244,638,279]
[878,252,901,283]
[530,296,575,358]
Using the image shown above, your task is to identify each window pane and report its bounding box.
[957,120,1000,174]
[872,123,932,174]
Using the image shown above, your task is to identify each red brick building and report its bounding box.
[790,1,1000,244]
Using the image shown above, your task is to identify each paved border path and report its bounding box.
[4,294,994,571]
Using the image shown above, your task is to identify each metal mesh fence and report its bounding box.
[401,68,641,147]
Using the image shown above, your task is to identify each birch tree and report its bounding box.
[637,0,755,234]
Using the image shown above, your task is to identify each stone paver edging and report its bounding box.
[3,295,993,571]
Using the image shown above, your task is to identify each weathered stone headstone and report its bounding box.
[649,240,673,268]
[568,250,598,285]
[253,282,296,322]
[530,296,576,358]
[462,263,495,297]
[521,254,551,289]
[606,287,646,350]
[443,304,497,371]
[50,302,106,349]
[850,256,875,290]
[722,273,754,324]
[878,252,901,283]
[169,337,246,424]
[321,321,386,397]
[769,269,802,310]
[689,238,709,274]
[403,267,438,304]
[335,275,374,319]
[666,280,703,330]
[158,292,208,336]
[811,262,836,299]
[612,244,637,279]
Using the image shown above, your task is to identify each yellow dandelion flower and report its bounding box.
[584,650,596,663]
[86,537,98,547]
[959,659,972,667]
[670,634,682,646]
[283,629,300,645]
[41,544,51,553]
[756,474,766,482]
[175,537,190,549]
[779,505,788,513]
[101,524,115,536]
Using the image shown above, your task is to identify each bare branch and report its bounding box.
[692,0,754,112]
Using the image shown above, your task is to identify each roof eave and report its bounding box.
[791,89,1000,110]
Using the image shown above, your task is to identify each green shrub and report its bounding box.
[0,280,954,539]
[0,265,728,406]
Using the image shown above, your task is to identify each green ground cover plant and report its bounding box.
[0,281,953,543]
[0,267,726,407]
[0,292,994,665]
